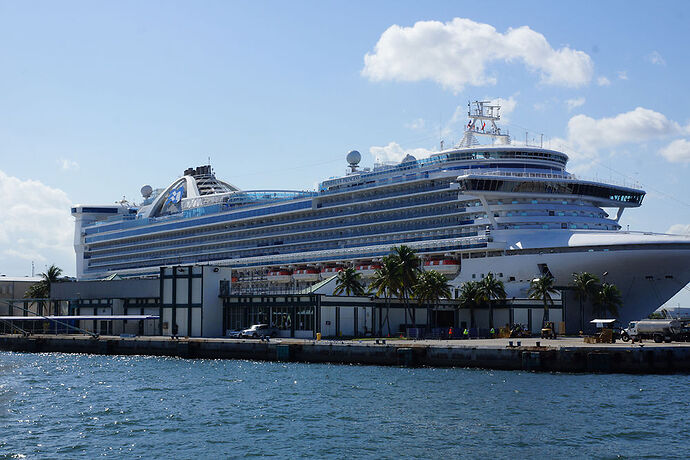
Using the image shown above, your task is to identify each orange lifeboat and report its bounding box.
[267,269,293,283]
[320,266,344,279]
[356,263,382,278]
[423,259,460,275]
[293,268,320,282]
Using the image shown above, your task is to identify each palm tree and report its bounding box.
[458,281,480,329]
[334,267,365,296]
[476,273,506,329]
[25,264,63,299]
[571,272,601,330]
[528,274,559,328]
[413,270,452,329]
[369,256,400,336]
[595,283,623,317]
[25,264,64,316]
[389,245,421,328]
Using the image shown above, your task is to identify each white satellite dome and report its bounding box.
[346,150,361,166]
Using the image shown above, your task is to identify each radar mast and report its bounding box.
[458,100,511,147]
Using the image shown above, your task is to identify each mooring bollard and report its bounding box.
[517,341,521,347]
[508,341,514,347]
[536,341,541,347]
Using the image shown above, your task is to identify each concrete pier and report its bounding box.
[1,335,690,373]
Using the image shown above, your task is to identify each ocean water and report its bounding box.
[0,352,687,459]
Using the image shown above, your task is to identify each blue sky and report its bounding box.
[1,1,689,305]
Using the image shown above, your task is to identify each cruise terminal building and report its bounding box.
[47,263,573,339]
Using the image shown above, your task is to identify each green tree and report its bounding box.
[369,256,400,336]
[389,245,421,328]
[333,267,365,296]
[595,283,623,318]
[571,272,601,329]
[476,273,506,329]
[25,264,63,299]
[458,281,480,329]
[528,274,559,327]
[25,264,64,316]
[413,270,452,329]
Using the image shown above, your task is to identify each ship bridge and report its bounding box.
[456,172,645,207]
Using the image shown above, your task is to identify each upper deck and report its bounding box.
[319,145,569,193]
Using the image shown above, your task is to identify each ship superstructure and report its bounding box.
[71,102,690,323]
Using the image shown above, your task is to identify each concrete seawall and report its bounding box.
[1,335,689,374]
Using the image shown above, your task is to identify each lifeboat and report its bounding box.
[423,259,460,275]
[231,276,239,283]
[293,268,320,282]
[320,266,344,279]
[267,270,293,283]
[356,263,382,278]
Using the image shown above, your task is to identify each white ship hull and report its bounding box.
[71,101,690,326]
[454,230,690,323]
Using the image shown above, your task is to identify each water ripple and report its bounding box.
[0,351,688,458]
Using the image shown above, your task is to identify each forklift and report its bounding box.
[541,321,557,339]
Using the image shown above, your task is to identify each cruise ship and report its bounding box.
[71,101,690,323]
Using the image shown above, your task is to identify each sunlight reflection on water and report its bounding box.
[0,352,688,458]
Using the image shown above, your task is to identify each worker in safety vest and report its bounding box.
[490,327,495,338]
[463,328,469,339]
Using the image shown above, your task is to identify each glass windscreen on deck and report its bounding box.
[459,178,644,204]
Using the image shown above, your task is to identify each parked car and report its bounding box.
[240,324,276,338]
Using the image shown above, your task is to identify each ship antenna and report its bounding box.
[458,100,511,148]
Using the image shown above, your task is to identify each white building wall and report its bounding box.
[201,266,231,337]
[321,307,336,337]
[160,265,231,338]
[339,307,355,336]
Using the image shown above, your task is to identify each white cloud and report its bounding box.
[565,97,585,111]
[567,107,682,155]
[617,70,628,80]
[646,51,666,66]
[59,158,79,171]
[533,102,548,111]
[597,76,611,86]
[362,18,593,92]
[666,224,690,235]
[0,170,74,276]
[659,139,690,163]
[493,96,517,121]
[405,118,426,130]
[369,142,433,163]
